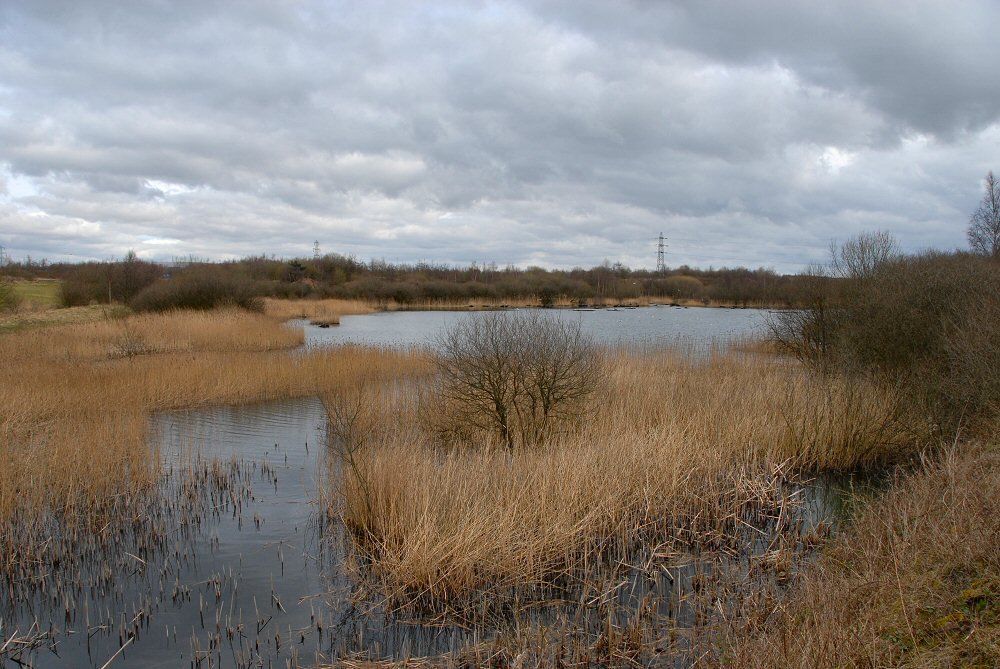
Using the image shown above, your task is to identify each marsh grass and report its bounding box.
[719,443,1000,668]
[327,349,924,618]
[0,308,432,540]
[2,302,958,666]
[263,297,376,322]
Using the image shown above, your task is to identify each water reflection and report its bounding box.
[1,395,866,668]
[302,306,766,350]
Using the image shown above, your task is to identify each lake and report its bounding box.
[302,305,768,350]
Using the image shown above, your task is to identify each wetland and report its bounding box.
[1,294,995,668]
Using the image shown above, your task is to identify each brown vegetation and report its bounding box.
[770,246,1000,436]
[428,312,602,450]
[326,348,924,613]
[7,251,815,311]
[0,309,431,531]
[262,297,376,321]
[721,443,1000,668]
[2,245,994,665]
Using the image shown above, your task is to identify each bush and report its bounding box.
[57,256,163,306]
[0,280,21,312]
[769,241,1000,436]
[838,252,1000,433]
[766,267,840,367]
[129,267,263,313]
[427,311,602,449]
[661,275,704,300]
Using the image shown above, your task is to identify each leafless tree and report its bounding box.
[765,264,837,368]
[513,312,601,447]
[431,311,601,449]
[830,230,899,280]
[768,232,898,369]
[968,170,1000,258]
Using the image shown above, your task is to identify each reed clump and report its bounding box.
[329,349,923,613]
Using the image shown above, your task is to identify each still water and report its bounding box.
[303,305,767,349]
[2,307,817,668]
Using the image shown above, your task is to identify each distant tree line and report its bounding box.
[0,251,837,311]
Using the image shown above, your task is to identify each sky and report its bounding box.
[1,1,998,273]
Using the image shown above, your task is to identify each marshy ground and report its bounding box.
[0,299,995,667]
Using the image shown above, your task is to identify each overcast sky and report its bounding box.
[1,1,998,272]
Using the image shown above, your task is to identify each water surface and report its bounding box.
[303,306,766,350]
[1,307,829,668]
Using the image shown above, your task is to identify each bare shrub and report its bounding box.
[662,275,704,300]
[769,235,1000,435]
[765,265,839,368]
[129,266,263,313]
[835,252,1000,434]
[427,311,602,449]
[830,229,899,280]
[108,320,154,359]
[942,293,1000,433]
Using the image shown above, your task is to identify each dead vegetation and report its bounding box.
[2,300,989,666]
[719,443,1000,668]
[325,344,924,619]
[0,307,431,539]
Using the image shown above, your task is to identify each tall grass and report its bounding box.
[0,309,432,526]
[721,443,1000,668]
[262,297,376,321]
[328,350,924,611]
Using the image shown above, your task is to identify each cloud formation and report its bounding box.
[1,0,997,271]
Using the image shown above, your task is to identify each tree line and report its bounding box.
[1,253,834,311]
[3,169,997,312]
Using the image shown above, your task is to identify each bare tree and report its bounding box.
[430,311,601,449]
[765,264,837,368]
[968,170,1000,258]
[513,313,601,447]
[768,232,898,369]
[830,230,898,280]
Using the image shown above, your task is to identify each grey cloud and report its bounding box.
[536,0,1000,139]
[0,0,993,271]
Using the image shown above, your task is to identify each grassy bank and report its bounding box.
[721,443,1000,668]
[9,278,62,307]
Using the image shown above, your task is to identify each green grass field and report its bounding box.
[11,279,62,307]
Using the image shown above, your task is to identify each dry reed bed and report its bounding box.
[329,351,925,614]
[263,298,376,322]
[719,443,1000,668]
[0,308,432,533]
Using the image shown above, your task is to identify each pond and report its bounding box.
[2,308,848,668]
[302,305,768,350]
